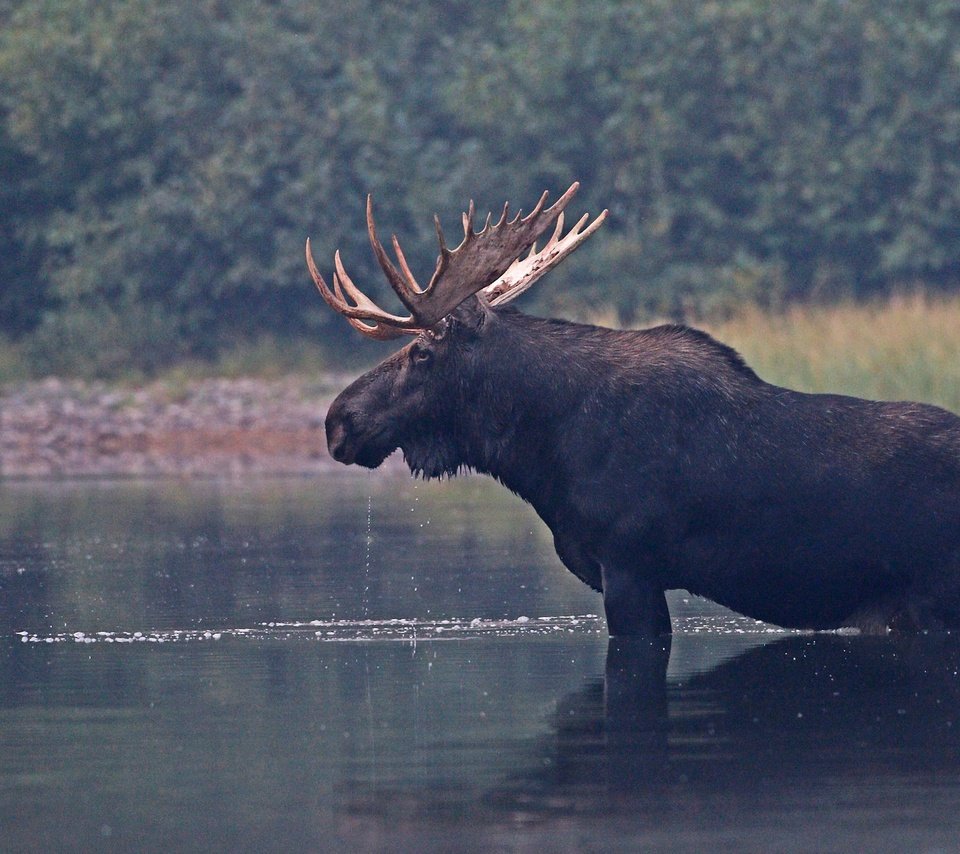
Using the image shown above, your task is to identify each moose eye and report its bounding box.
[411,345,433,365]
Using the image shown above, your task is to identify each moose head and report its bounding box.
[307,183,607,479]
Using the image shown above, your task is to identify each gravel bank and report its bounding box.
[0,377,381,479]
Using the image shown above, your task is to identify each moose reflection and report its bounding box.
[480,635,960,834]
[309,183,960,636]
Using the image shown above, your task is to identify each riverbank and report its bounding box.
[4,294,959,479]
[0,377,357,479]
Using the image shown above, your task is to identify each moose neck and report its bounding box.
[454,309,602,514]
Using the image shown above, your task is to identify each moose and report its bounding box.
[307,183,960,636]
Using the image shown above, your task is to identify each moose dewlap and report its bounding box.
[308,183,960,637]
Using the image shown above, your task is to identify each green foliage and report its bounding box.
[455,0,960,315]
[1,0,960,376]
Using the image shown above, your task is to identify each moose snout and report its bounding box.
[323,366,400,469]
[324,401,355,464]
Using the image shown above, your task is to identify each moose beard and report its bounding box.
[401,434,467,480]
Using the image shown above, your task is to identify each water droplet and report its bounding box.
[363,490,373,618]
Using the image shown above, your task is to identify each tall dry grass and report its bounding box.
[702,293,960,413]
[2,294,959,413]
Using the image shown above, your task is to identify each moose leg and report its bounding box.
[600,562,672,637]
[553,533,604,592]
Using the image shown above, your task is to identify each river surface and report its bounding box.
[2,473,959,852]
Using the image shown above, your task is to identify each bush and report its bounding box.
[1,0,960,376]
[25,304,186,379]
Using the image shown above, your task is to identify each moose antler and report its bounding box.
[482,209,609,306]
[306,182,607,340]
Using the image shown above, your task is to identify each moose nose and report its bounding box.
[325,421,351,463]
[324,403,355,464]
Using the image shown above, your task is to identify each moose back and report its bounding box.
[309,184,960,636]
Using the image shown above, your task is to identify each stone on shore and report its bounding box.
[0,377,398,479]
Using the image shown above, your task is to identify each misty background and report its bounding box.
[2,0,959,377]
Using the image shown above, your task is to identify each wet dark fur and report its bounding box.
[325,298,960,636]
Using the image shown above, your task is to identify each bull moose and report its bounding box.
[307,183,960,637]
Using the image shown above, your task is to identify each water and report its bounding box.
[2,475,960,851]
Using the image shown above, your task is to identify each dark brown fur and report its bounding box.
[326,298,960,636]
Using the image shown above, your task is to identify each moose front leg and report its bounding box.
[552,528,671,636]
[600,561,672,637]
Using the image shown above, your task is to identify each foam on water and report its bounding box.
[13,612,805,645]
[13,615,604,644]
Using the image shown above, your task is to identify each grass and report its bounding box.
[155,336,335,383]
[0,336,28,385]
[2,294,959,415]
[702,293,960,413]
[0,333,339,387]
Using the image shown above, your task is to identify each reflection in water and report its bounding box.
[2,477,960,850]
[330,635,960,850]
[487,636,960,843]
[0,476,601,636]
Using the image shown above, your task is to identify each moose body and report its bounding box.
[311,184,960,636]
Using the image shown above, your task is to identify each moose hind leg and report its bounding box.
[852,589,960,634]
[600,562,671,637]
[898,593,960,632]
[926,556,960,630]
[894,558,960,632]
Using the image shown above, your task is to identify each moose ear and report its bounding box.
[449,295,492,334]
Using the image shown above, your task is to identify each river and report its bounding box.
[2,474,959,851]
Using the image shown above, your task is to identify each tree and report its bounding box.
[2,0,960,375]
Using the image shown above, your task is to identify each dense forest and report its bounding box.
[2,0,960,376]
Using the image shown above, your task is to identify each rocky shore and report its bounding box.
[0,377,379,479]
